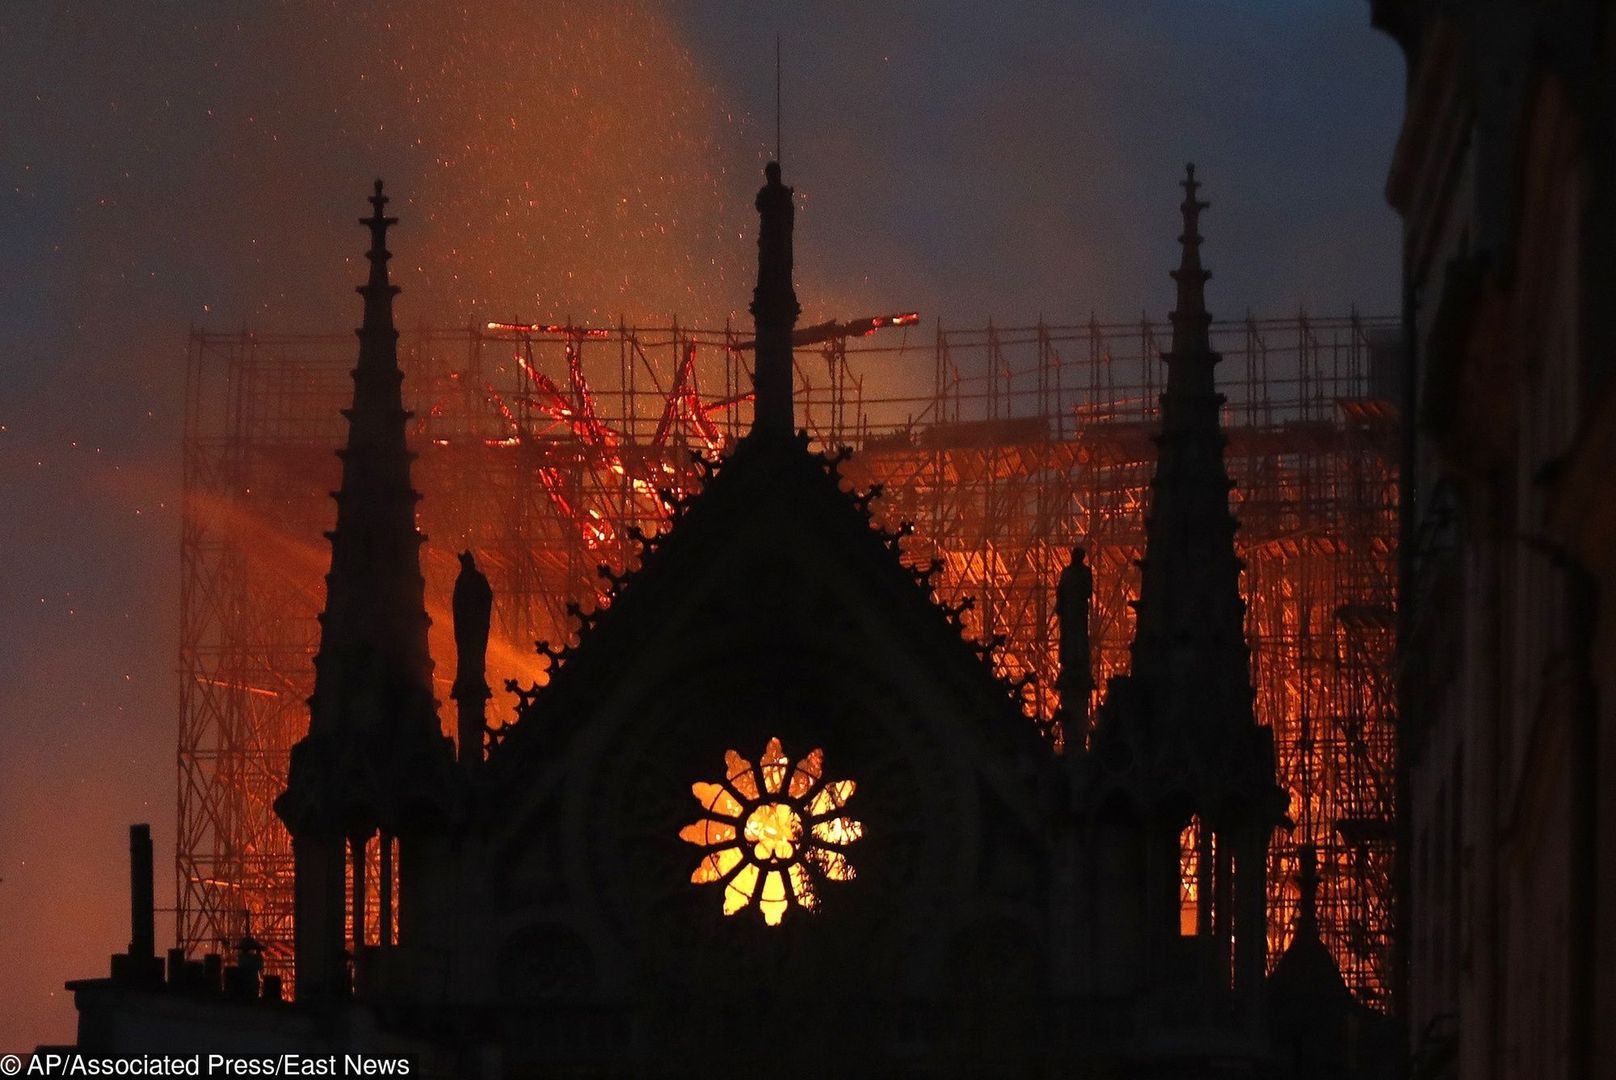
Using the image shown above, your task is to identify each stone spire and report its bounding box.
[1127,163,1252,744]
[274,182,452,1002]
[1070,169,1283,1029]
[1169,163,1213,364]
[749,161,801,439]
[278,180,440,835]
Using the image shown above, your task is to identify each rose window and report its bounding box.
[679,737,863,925]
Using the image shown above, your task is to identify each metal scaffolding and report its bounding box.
[178,312,1399,1010]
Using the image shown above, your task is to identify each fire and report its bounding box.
[181,312,1398,1008]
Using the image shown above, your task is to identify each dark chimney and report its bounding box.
[109,824,163,985]
[129,824,155,961]
[203,953,224,993]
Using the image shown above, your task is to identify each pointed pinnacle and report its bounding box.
[1169,163,1212,357]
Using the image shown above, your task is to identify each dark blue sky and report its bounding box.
[678,0,1404,322]
[0,0,1404,1048]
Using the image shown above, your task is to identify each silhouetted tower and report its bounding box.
[275,181,450,999]
[1069,166,1286,1040]
[749,161,800,438]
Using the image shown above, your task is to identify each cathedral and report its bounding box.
[69,164,1396,1077]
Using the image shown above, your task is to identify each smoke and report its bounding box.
[0,0,761,1048]
[0,0,1403,1048]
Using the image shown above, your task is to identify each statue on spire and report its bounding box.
[749,162,801,439]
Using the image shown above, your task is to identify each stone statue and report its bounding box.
[1055,545,1093,717]
[451,550,493,767]
[753,160,797,315]
[749,161,801,437]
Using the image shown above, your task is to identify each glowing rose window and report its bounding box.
[679,737,862,925]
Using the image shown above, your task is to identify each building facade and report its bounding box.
[1372,3,1616,1078]
[68,162,1395,1076]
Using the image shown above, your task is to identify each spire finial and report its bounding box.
[1169,162,1212,358]
[749,162,800,438]
[358,179,401,338]
[363,179,396,250]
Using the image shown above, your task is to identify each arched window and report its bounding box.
[1178,815,1211,937]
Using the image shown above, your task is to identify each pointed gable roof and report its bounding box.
[1267,847,1401,1078]
[487,430,1043,783]
[486,162,1047,821]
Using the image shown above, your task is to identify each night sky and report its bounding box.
[0,1,1402,1049]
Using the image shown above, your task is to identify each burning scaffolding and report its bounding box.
[178,312,1399,1010]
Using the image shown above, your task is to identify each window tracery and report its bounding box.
[680,737,862,925]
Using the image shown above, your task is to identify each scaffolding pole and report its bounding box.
[177,313,1400,1010]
